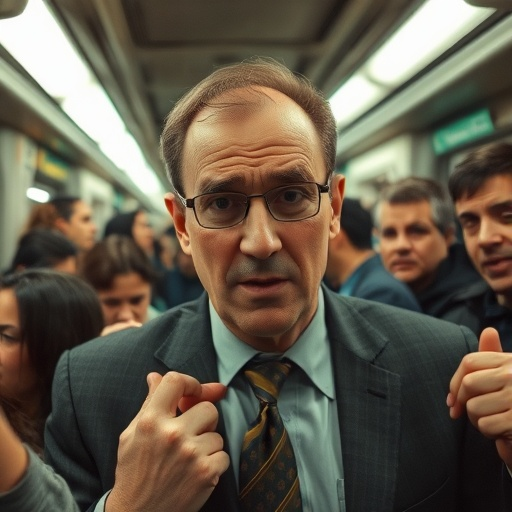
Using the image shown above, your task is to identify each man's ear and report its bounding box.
[329,174,345,239]
[53,217,68,235]
[164,193,192,255]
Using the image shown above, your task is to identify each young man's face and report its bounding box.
[455,174,512,306]
[166,87,343,352]
[377,200,452,293]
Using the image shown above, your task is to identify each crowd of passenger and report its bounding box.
[1,57,512,511]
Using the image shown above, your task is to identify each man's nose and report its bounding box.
[239,197,282,259]
[478,218,502,247]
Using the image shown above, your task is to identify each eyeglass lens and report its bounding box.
[194,183,321,228]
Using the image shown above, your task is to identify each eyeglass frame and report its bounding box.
[174,181,331,229]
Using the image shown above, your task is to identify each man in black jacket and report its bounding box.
[374,176,489,334]
[449,141,512,351]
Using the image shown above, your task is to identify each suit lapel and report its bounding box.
[325,289,401,512]
[152,296,239,511]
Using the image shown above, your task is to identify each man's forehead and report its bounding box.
[380,200,435,224]
[193,86,301,125]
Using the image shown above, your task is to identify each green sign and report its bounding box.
[432,109,494,155]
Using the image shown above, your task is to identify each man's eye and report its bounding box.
[460,218,478,231]
[211,197,232,210]
[380,229,396,239]
[281,189,302,203]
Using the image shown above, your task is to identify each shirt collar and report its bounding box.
[210,288,335,399]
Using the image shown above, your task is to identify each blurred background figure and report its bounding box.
[0,269,103,454]
[103,209,155,259]
[103,209,167,311]
[153,226,180,272]
[4,229,78,275]
[158,243,204,309]
[375,177,488,333]
[324,197,421,311]
[81,235,161,335]
[24,196,97,255]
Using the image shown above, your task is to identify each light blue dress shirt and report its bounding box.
[211,289,345,512]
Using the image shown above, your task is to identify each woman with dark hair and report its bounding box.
[103,210,168,311]
[0,269,104,451]
[103,209,155,257]
[81,235,161,335]
[6,228,78,274]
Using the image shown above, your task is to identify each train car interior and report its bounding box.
[1,0,512,268]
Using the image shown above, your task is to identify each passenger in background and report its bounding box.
[103,209,155,258]
[0,269,103,454]
[158,242,204,309]
[24,196,97,254]
[103,209,167,311]
[449,142,512,352]
[81,235,161,335]
[154,226,180,271]
[5,228,78,275]
[324,197,421,311]
[375,177,488,333]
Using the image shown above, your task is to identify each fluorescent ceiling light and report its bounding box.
[329,0,495,129]
[365,0,494,87]
[329,73,387,127]
[26,187,50,203]
[0,1,164,196]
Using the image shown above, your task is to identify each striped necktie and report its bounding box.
[239,359,302,511]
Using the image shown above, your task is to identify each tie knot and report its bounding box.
[244,359,292,404]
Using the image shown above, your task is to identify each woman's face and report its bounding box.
[0,289,38,405]
[132,211,155,256]
[96,272,152,326]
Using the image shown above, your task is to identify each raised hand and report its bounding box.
[106,372,230,512]
[448,327,512,467]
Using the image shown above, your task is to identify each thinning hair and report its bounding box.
[160,56,337,197]
[375,177,455,234]
[449,142,512,201]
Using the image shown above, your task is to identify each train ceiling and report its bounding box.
[47,0,424,185]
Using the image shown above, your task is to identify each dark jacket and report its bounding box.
[416,243,490,334]
[345,254,421,312]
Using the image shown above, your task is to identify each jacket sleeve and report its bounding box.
[0,446,80,512]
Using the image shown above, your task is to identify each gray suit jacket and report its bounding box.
[45,287,509,512]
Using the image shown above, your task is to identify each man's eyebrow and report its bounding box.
[199,168,315,194]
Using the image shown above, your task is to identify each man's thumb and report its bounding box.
[478,327,503,353]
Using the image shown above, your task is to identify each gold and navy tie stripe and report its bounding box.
[239,359,302,511]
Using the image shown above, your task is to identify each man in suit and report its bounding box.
[324,196,421,311]
[39,58,512,511]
